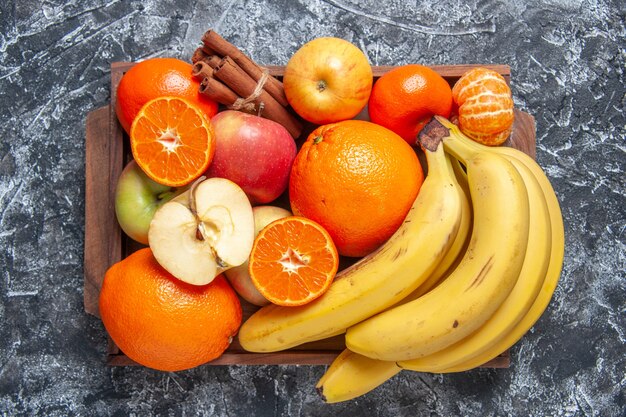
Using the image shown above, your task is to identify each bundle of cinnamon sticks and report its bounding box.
[191,30,302,139]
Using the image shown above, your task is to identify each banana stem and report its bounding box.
[419,117,479,163]
[418,117,449,152]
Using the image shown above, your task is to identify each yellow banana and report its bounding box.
[410,156,472,298]
[316,349,402,404]
[345,126,530,361]
[433,117,565,373]
[314,153,473,403]
[238,141,463,352]
[450,152,471,199]
[399,126,551,372]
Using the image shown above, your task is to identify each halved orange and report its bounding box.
[249,216,339,306]
[130,96,215,187]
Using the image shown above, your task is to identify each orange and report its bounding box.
[368,64,453,145]
[452,67,514,146]
[289,120,423,258]
[249,216,339,306]
[130,96,215,187]
[99,248,242,372]
[115,57,218,134]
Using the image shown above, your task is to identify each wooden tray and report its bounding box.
[84,63,535,367]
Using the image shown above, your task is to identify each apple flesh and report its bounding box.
[224,205,292,306]
[283,37,373,125]
[206,110,297,205]
[148,178,255,286]
[114,160,181,245]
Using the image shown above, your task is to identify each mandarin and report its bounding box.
[249,216,339,306]
[99,248,242,372]
[130,96,215,187]
[116,57,218,134]
[289,120,423,258]
[452,67,514,146]
[368,64,453,145]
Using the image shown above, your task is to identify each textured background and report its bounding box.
[1,0,625,415]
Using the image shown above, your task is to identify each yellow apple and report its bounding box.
[283,37,373,124]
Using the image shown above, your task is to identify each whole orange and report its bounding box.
[368,64,452,145]
[289,120,423,258]
[99,248,242,372]
[115,57,218,134]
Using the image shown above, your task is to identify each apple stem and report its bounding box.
[188,176,207,213]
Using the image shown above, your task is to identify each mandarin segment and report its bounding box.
[452,70,510,104]
[462,126,513,146]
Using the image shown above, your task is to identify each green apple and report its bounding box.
[224,205,292,306]
[114,160,180,245]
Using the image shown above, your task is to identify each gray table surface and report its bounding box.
[1,0,624,416]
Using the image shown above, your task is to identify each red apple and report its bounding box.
[206,110,297,205]
[283,37,373,124]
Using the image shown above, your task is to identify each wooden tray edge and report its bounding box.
[105,350,510,368]
[111,61,510,82]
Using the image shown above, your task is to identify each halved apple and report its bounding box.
[148,177,255,285]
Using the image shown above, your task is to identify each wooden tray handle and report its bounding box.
[84,105,123,317]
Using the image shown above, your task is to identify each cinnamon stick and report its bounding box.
[204,55,222,69]
[192,59,242,107]
[193,61,267,115]
[191,48,207,64]
[191,56,222,80]
[200,44,217,56]
[198,76,241,107]
[213,56,302,138]
[192,48,222,69]
[202,30,289,107]
[192,61,213,81]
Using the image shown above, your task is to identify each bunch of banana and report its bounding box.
[317,117,564,403]
[238,137,466,352]
[345,128,531,361]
